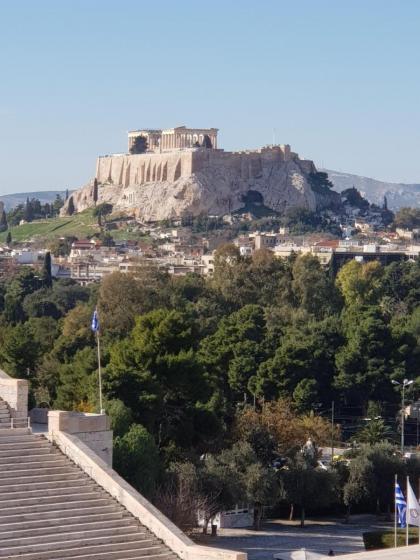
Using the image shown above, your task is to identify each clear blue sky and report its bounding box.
[1,0,420,194]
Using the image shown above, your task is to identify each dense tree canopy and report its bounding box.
[0,251,419,528]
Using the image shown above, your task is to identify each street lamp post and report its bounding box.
[331,401,335,461]
[392,379,414,454]
[314,402,335,462]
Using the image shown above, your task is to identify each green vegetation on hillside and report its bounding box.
[0,209,99,243]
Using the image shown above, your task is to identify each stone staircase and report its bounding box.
[0,397,27,430]
[0,398,11,429]
[0,428,178,560]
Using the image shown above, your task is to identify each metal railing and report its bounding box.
[5,417,31,429]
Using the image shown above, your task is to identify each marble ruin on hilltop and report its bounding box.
[128,126,219,152]
[62,125,337,222]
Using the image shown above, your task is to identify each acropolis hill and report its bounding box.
[61,126,339,222]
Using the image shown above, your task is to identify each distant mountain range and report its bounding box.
[323,169,420,210]
[0,191,67,211]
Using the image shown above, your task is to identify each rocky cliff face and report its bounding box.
[62,148,339,222]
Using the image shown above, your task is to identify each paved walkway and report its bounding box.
[204,516,391,560]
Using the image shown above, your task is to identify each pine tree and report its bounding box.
[53,195,64,215]
[6,231,12,245]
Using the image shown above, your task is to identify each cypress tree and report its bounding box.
[67,197,75,216]
[43,251,52,288]
[0,210,8,232]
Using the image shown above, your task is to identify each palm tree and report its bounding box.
[354,418,394,446]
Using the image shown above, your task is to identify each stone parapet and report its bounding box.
[48,410,110,433]
[48,410,113,466]
[0,369,28,419]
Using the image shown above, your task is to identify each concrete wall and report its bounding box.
[0,369,28,419]
[48,411,113,466]
[50,429,246,560]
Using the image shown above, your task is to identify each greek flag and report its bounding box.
[91,309,99,333]
[395,482,407,528]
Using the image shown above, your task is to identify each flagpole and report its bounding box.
[406,476,409,546]
[96,329,104,414]
[395,474,398,548]
[91,308,104,415]
[418,477,420,546]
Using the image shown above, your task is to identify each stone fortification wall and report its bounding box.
[62,145,336,222]
[96,150,194,187]
[95,146,294,187]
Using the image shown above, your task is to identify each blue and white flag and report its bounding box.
[395,482,407,528]
[91,309,99,333]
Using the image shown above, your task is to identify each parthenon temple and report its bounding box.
[128,126,218,153]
